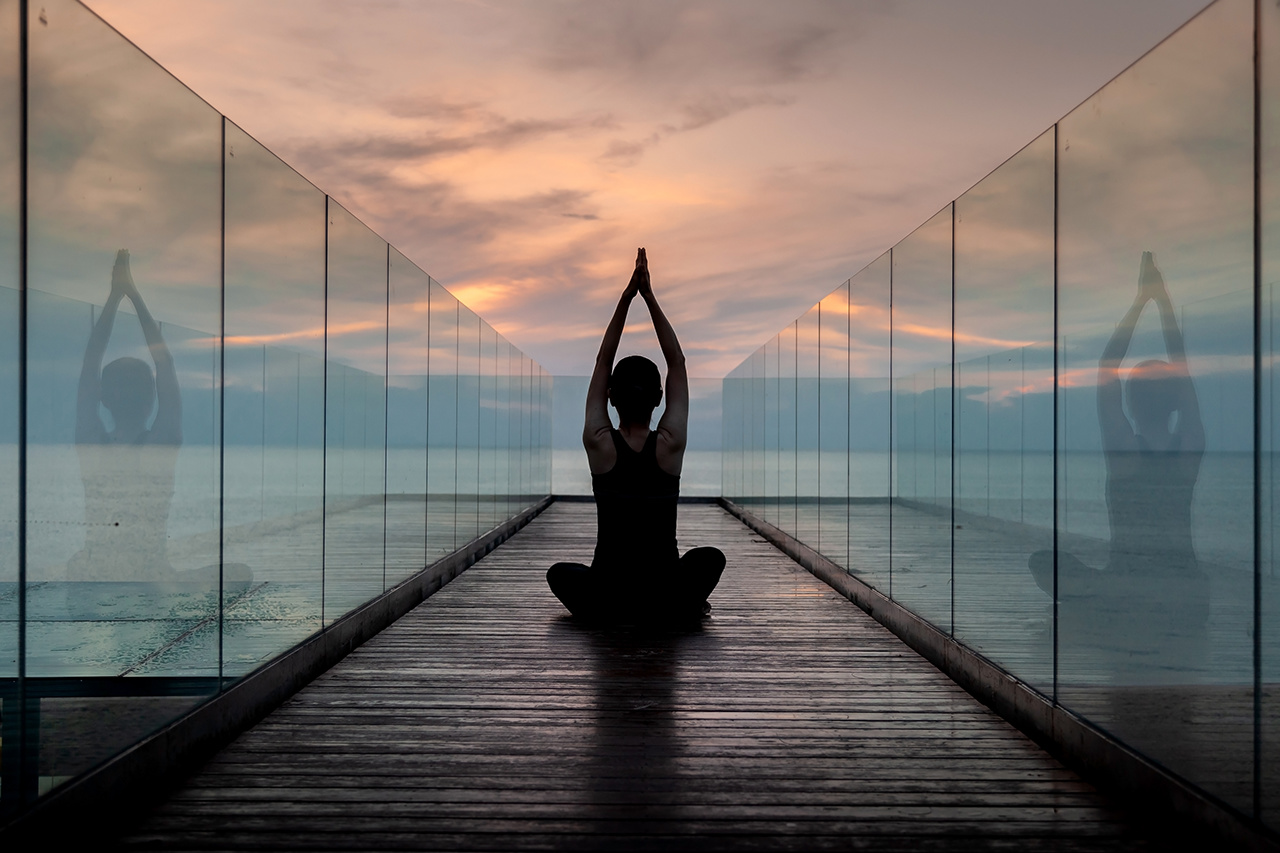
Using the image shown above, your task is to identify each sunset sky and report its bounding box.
[82,0,1210,377]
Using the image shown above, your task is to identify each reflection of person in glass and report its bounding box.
[546,248,725,624]
[70,250,182,583]
[1032,251,1206,625]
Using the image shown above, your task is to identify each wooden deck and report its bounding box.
[116,502,1188,851]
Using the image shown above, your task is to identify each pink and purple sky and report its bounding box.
[83,0,1209,377]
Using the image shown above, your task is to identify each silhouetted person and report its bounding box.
[547,248,725,624]
[1030,251,1207,627]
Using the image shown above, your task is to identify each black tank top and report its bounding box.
[591,429,680,571]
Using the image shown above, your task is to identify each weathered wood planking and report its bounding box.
[116,503,1196,851]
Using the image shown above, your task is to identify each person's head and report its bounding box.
[101,356,155,428]
[1125,359,1179,434]
[609,355,662,426]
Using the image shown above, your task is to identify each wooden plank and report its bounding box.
[115,503,1202,851]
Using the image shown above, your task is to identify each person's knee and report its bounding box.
[685,546,725,570]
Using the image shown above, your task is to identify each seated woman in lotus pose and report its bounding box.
[546,248,725,624]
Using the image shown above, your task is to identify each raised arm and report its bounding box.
[75,252,127,444]
[1147,255,1204,454]
[1097,252,1159,454]
[582,250,643,472]
[640,256,688,474]
[116,251,182,446]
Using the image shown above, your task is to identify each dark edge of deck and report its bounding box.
[719,497,1280,853]
[0,496,553,849]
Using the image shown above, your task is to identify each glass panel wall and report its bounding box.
[25,0,222,797]
[386,247,429,587]
[797,306,820,547]
[818,285,850,567]
[847,254,891,592]
[222,121,325,677]
[1056,0,1253,811]
[891,206,954,630]
[778,323,798,537]
[952,129,1055,691]
[1,0,551,822]
[725,0,1268,829]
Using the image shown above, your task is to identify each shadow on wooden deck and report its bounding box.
[115,503,1209,851]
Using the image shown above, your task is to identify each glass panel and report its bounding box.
[537,361,547,494]
[849,254,892,592]
[779,323,798,536]
[1264,0,1280,825]
[427,280,457,558]
[323,201,386,624]
[222,122,325,677]
[498,340,513,523]
[478,320,498,533]
[1057,0,1253,812]
[752,338,773,525]
[891,206,954,631]
[749,348,764,518]
[0,0,18,695]
[818,285,850,566]
[517,355,528,510]
[25,0,221,791]
[952,129,1055,692]
[386,248,429,587]
[456,304,480,544]
[723,363,742,502]
[797,306,821,546]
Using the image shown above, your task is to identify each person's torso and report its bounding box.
[591,429,680,572]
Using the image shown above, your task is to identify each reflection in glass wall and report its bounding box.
[891,207,954,631]
[847,254,891,592]
[386,248,429,588]
[222,121,325,676]
[0,0,18,695]
[779,324,798,537]
[1057,0,1253,812]
[428,281,458,558]
[456,305,480,545]
[953,129,1054,691]
[26,0,222,793]
[2,0,551,821]
[797,306,820,547]
[725,0,1271,830]
[1264,0,1280,827]
[323,201,388,624]
[818,286,849,567]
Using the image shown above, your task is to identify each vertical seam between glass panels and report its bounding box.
[950,203,956,636]
[382,245,389,590]
[1254,0,1264,820]
[16,0,28,805]
[889,249,894,601]
[430,277,435,558]
[1052,122,1060,704]
[846,281,852,575]
[217,116,226,685]
[321,196,329,626]
[453,301,459,549]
